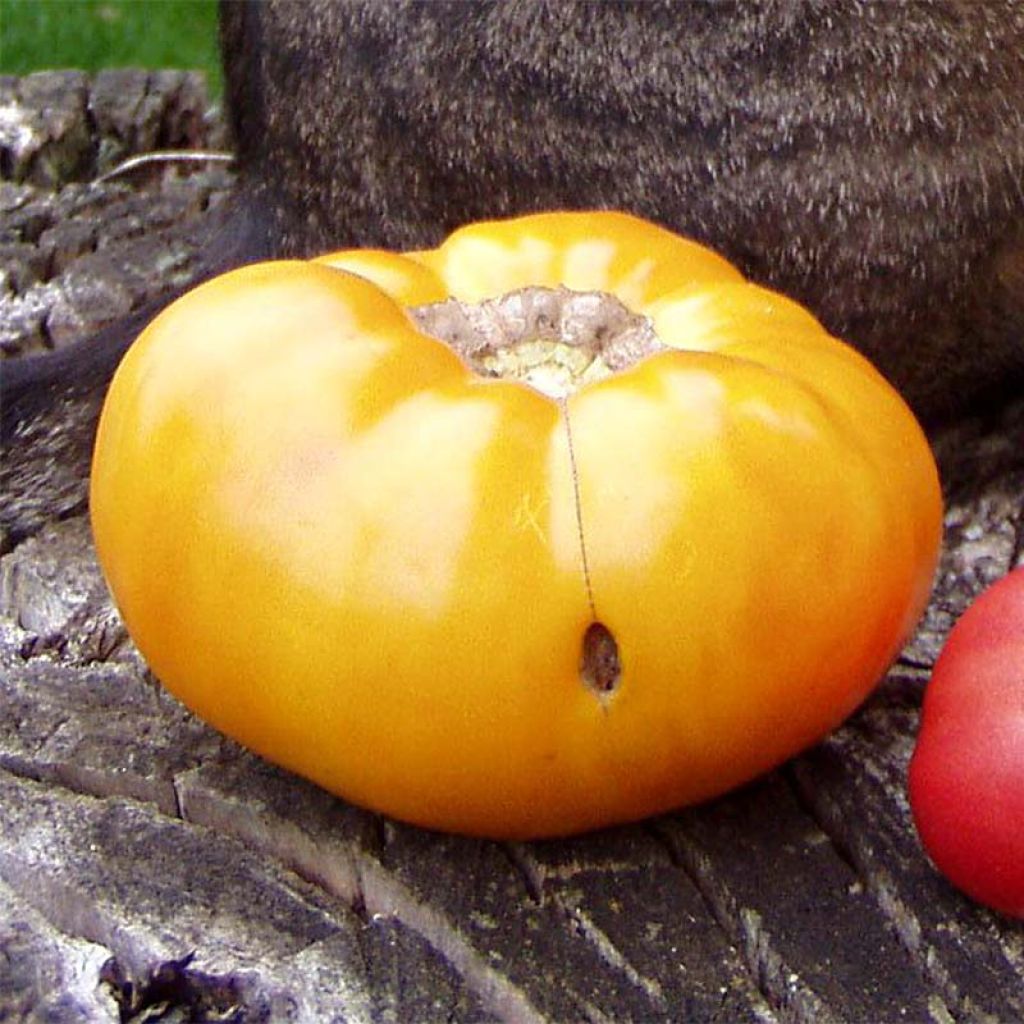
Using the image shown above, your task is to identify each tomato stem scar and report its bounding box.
[580,621,622,696]
[410,286,664,400]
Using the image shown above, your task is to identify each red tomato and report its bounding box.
[909,566,1024,917]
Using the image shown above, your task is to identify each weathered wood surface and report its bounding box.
[2,71,1024,1024]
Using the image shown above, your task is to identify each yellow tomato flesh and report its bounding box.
[91,211,942,838]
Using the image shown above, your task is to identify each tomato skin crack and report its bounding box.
[581,622,621,697]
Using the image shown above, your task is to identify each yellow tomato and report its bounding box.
[91,211,942,838]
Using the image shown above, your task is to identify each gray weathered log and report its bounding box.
[2,71,1024,1024]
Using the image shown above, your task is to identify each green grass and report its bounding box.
[0,0,222,94]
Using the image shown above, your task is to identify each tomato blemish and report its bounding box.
[581,621,621,697]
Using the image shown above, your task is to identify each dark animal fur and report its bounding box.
[3,0,1023,544]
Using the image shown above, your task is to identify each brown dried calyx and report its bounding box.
[410,287,667,398]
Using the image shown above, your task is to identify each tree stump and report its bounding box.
[2,70,1023,1023]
